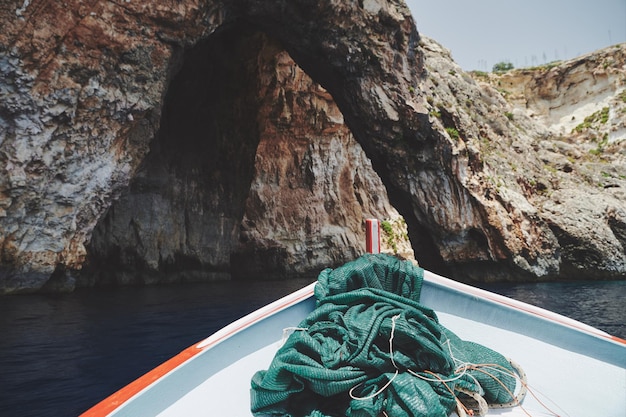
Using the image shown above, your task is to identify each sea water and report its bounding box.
[0,278,624,417]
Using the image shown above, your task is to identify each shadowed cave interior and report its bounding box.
[82,27,444,286]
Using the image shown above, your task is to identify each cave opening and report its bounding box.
[82,27,422,286]
[83,27,263,285]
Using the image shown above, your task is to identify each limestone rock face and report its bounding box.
[85,32,411,285]
[232,38,407,279]
[419,39,625,281]
[0,0,624,293]
[84,30,267,286]
[1,0,418,292]
[478,46,626,280]
[0,1,183,291]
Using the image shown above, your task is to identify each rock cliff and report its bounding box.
[84,32,412,286]
[418,39,626,281]
[0,0,624,293]
[472,46,626,280]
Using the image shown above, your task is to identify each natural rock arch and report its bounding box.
[3,0,624,293]
[0,0,551,291]
[83,25,418,285]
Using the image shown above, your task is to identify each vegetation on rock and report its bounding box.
[492,61,514,73]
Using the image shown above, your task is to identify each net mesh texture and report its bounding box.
[251,254,518,417]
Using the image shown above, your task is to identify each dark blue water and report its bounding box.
[0,278,624,417]
[0,279,311,417]
[480,280,626,339]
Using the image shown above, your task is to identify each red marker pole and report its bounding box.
[366,219,380,254]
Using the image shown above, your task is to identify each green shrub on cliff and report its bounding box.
[493,61,514,73]
[445,127,460,140]
[380,218,409,255]
[573,107,610,133]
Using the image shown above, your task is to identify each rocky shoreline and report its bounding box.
[1,0,624,293]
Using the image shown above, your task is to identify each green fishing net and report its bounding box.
[251,254,518,417]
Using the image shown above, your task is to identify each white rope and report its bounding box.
[388,314,400,369]
[349,314,401,401]
[481,359,527,408]
[407,367,468,383]
[407,338,469,383]
[349,370,399,400]
[279,326,308,346]
[346,314,537,417]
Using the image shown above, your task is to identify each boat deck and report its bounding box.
[157,308,623,416]
[95,273,626,417]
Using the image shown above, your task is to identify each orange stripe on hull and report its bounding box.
[611,335,626,345]
[79,344,202,417]
[79,283,316,416]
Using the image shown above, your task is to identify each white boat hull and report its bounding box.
[82,270,626,417]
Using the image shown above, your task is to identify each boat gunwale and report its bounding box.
[423,270,626,344]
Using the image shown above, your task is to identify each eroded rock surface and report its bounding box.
[85,32,411,285]
[232,37,411,279]
[467,44,626,280]
[0,0,624,292]
[416,39,625,281]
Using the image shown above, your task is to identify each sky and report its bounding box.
[406,0,626,71]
